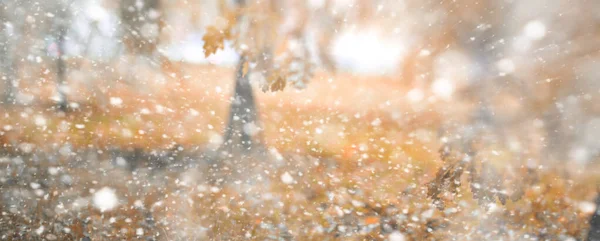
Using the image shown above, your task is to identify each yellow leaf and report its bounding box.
[269,73,286,92]
[242,61,249,77]
[202,26,229,57]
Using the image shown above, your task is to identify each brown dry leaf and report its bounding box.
[269,74,286,92]
[203,26,230,57]
[427,167,446,208]
[203,2,237,57]
[428,142,523,210]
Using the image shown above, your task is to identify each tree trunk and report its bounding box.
[1,58,17,106]
[208,58,263,184]
[588,195,600,241]
[0,23,17,105]
[221,58,261,156]
[56,25,68,112]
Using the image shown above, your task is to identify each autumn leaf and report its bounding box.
[363,216,380,225]
[203,26,230,57]
[241,61,249,77]
[269,74,286,92]
[202,1,239,57]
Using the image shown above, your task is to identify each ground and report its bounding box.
[0,63,598,240]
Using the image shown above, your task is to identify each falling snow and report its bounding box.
[524,20,547,41]
[280,172,295,184]
[0,0,597,240]
[93,187,119,212]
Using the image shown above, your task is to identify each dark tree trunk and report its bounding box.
[119,0,162,57]
[0,16,17,105]
[56,25,68,112]
[208,58,263,184]
[221,58,260,155]
[589,195,600,241]
[1,51,17,105]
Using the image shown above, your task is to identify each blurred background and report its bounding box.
[0,0,600,240]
